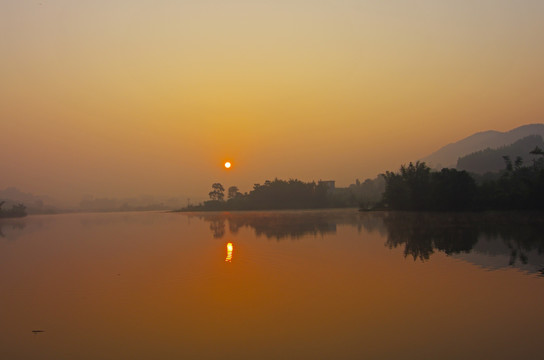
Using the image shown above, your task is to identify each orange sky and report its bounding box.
[1,1,543,204]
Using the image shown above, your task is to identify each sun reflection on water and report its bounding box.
[225,242,233,262]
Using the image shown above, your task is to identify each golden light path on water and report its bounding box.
[225,242,233,262]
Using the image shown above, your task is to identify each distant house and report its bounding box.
[318,180,335,193]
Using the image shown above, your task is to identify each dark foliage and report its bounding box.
[245,179,329,210]
[457,135,544,174]
[0,201,27,218]
[208,183,225,201]
[186,179,331,211]
[382,161,434,210]
[477,155,544,210]
[382,150,544,211]
[429,168,478,211]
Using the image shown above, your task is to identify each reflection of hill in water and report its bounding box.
[194,210,544,276]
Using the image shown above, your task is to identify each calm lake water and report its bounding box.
[1,209,543,359]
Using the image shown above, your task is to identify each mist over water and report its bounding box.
[1,210,543,359]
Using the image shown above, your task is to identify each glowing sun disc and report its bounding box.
[224,162,231,169]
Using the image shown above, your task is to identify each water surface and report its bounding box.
[1,210,543,359]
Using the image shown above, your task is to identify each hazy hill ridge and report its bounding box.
[420,123,544,168]
[456,135,544,174]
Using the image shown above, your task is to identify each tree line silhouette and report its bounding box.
[180,146,544,212]
[380,147,544,211]
[0,201,27,218]
[185,179,332,211]
[457,135,544,174]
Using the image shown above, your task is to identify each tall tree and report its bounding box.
[208,183,225,201]
[228,186,240,200]
[383,161,431,210]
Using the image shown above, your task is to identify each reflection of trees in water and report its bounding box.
[0,221,27,240]
[379,212,544,266]
[190,210,544,271]
[474,213,544,267]
[194,210,388,240]
[193,211,345,240]
[230,214,336,240]
[354,212,388,236]
[207,216,226,239]
[382,212,479,261]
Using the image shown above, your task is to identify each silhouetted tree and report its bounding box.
[514,156,524,170]
[0,201,27,218]
[382,162,479,211]
[208,183,225,201]
[247,179,329,210]
[383,162,431,210]
[228,186,241,200]
[430,169,477,211]
[530,146,544,155]
[503,155,513,172]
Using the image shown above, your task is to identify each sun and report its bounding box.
[224,161,231,169]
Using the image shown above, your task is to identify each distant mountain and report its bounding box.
[420,123,544,168]
[457,135,544,174]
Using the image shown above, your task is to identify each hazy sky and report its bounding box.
[1,0,543,204]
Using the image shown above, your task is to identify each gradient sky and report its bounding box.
[1,0,543,205]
